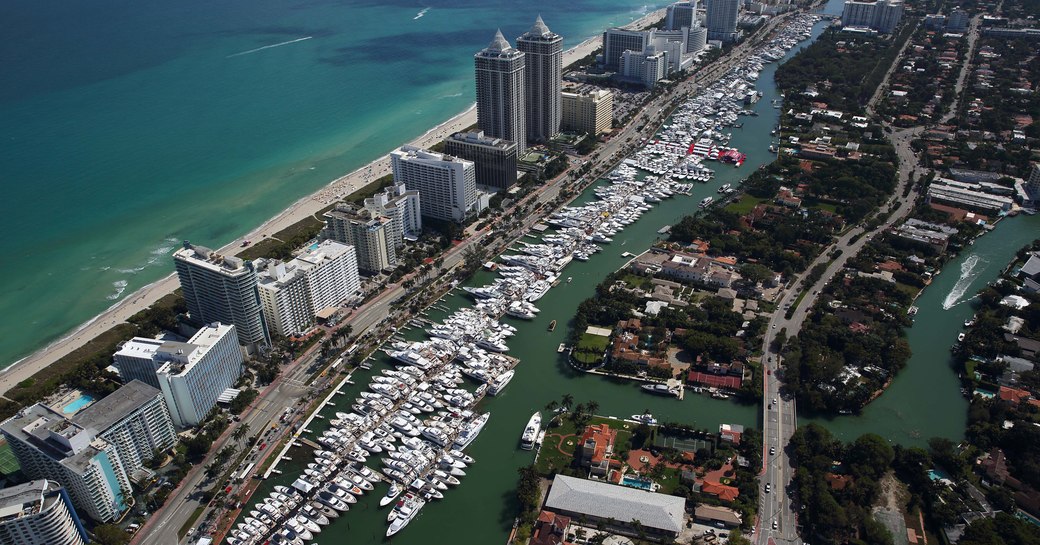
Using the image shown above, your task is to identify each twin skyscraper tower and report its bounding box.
[474,16,563,154]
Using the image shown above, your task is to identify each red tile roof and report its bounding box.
[702,480,739,502]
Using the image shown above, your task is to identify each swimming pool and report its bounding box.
[62,394,95,414]
[621,476,653,490]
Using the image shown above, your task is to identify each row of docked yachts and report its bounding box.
[228,15,827,545]
[651,13,821,173]
[230,333,497,543]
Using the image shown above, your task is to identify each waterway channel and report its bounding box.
[231,4,1039,541]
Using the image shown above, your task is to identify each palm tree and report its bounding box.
[586,400,600,416]
[561,393,575,411]
[233,423,250,442]
[545,400,558,415]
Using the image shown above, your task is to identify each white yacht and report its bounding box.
[520,412,542,451]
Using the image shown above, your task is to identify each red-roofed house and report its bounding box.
[719,423,744,444]
[998,386,1034,405]
[701,480,740,502]
[532,511,573,545]
[580,424,621,476]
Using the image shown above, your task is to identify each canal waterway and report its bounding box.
[234,15,828,545]
[231,3,1039,541]
[804,213,1040,445]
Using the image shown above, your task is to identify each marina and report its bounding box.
[222,10,996,544]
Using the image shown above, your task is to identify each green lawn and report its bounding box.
[725,195,769,215]
[535,416,637,476]
[573,332,611,366]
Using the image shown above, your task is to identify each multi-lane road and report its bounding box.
[140,10,817,545]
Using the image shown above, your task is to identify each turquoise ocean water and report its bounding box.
[0,0,665,367]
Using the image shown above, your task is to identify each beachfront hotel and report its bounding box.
[516,16,562,144]
[257,240,361,337]
[664,0,698,31]
[706,0,741,42]
[444,130,519,190]
[113,323,244,427]
[602,28,651,71]
[173,241,271,351]
[561,88,613,136]
[0,479,88,545]
[70,380,177,478]
[0,406,130,522]
[391,145,480,222]
[363,182,422,249]
[323,205,398,274]
[475,30,527,153]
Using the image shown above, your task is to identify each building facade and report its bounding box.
[444,131,519,190]
[516,16,562,144]
[363,183,422,248]
[841,0,904,33]
[1,406,129,522]
[560,89,613,135]
[173,242,270,349]
[0,480,88,545]
[706,0,740,42]
[72,380,177,478]
[947,8,969,31]
[665,1,698,30]
[322,205,397,274]
[602,28,651,70]
[154,323,243,427]
[620,47,669,87]
[475,30,526,152]
[391,145,478,222]
[257,241,360,337]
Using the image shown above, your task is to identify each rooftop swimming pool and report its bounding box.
[62,394,95,414]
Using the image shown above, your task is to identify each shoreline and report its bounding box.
[0,8,666,398]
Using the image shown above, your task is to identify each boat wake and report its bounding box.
[414,7,430,20]
[439,92,463,99]
[227,36,312,58]
[942,254,985,309]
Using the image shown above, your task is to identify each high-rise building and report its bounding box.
[71,380,177,478]
[155,323,243,427]
[257,241,360,337]
[516,16,562,144]
[444,131,519,190]
[0,479,88,545]
[841,0,904,33]
[363,183,422,248]
[173,242,270,350]
[602,28,651,70]
[391,145,478,222]
[1026,163,1040,199]
[947,8,969,31]
[475,30,526,153]
[706,0,740,42]
[665,1,698,30]
[620,46,669,87]
[688,25,708,53]
[1,406,129,522]
[652,29,694,73]
[113,323,243,427]
[322,205,397,274]
[561,89,614,135]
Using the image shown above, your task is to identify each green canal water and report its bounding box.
[233,9,1039,542]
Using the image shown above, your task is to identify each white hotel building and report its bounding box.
[0,479,88,545]
[113,323,243,427]
[391,145,480,222]
[257,240,361,337]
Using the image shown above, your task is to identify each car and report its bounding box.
[772,521,778,530]
[770,446,776,455]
